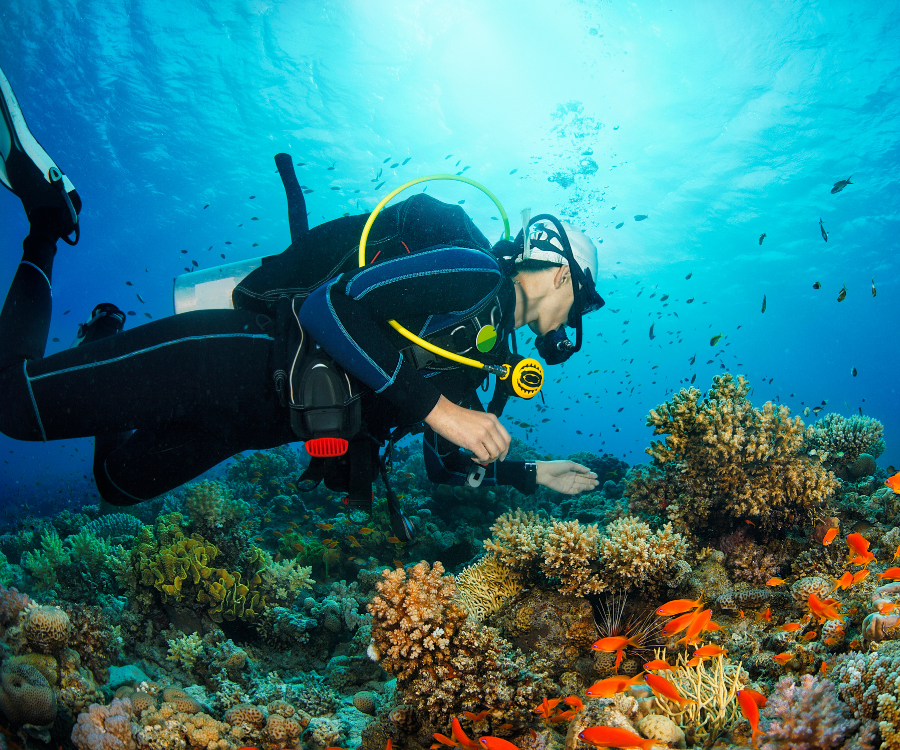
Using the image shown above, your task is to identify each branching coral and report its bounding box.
[484,511,688,595]
[761,674,877,750]
[596,516,688,592]
[806,413,885,467]
[645,651,747,748]
[835,639,900,747]
[367,561,553,735]
[632,374,839,531]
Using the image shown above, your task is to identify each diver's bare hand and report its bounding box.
[425,395,510,463]
[536,460,599,495]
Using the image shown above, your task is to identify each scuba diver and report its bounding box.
[0,65,601,534]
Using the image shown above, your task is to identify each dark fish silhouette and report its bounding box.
[686,298,694,303]
[136,294,145,304]
[819,218,828,242]
[689,353,696,365]
[759,233,766,245]
[126,281,133,286]
[649,323,656,340]
[249,195,255,199]
[327,163,336,170]
[615,222,624,229]
[375,182,385,190]
[634,214,648,221]
[685,272,692,280]
[383,157,391,163]
[390,163,399,168]
[851,367,858,377]
[761,294,766,313]
[510,168,518,175]
[660,294,669,301]
[690,373,696,384]
[872,278,876,297]
[831,175,853,194]
[445,154,453,159]
[402,158,411,165]
[837,285,847,302]
[710,333,723,346]
[813,281,821,289]
[203,204,209,209]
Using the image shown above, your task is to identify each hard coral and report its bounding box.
[454,554,523,620]
[761,674,876,750]
[596,515,688,592]
[835,639,900,748]
[0,585,32,626]
[635,374,839,532]
[0,662,57,726]
[806,414,885,467]
[367,561,553,734]
[24,604,70,653]
[71,698,135,750]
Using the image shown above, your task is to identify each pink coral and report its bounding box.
[0,585,32,626]
[760,675,876,750]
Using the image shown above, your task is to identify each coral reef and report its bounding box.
[484,510,688,595]
[631,373,839,532]
[835,639,900,747]
[453,554,523,620]
[806,414,885,468]
[367,561,553,734]
[0,662,57,727]
[761,674,877,750]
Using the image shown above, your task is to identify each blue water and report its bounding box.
[1,0,898,503]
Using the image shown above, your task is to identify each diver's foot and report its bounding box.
[0,65,81,244]
[74,303,126,347]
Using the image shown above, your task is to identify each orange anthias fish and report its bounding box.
[694,645,727,658]
[578,727,655,750]
[533,698,562,718]
[852,569,870,584]
[656,596,703,616]
[359,527,375,535]
[676,608,712,647]
[808,593,842,623]
[479,737,522,750]
[463,710,490,722]
[644,674,696,706]
[451,717,481,750]
[802,631,818,642]
[662,609,703,636]
[387,536,404,544]
[585,673,645,698]
[766,577,785,586]
[643,659,675,671]
[846,532,876,566]
[879,602,899,614]
[741,688,767,708]
[758,607,772,623]
[773,652,793,665]
[736,690,763,749]
[831,571,854,592]
[822,527,839,546]
[779,622,801,632]
[591,635,642,652]
[315,522,334,531]
[878,567,900,580]
[563,695,584,712]
[885,471,900,494]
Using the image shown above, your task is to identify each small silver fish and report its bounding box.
[819,218,829,242]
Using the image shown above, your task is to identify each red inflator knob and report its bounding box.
[305,437,349,457]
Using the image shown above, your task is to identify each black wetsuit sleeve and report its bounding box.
[297,246,504,425]
[422,425,537,494]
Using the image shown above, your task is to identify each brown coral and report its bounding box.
[633,374,839,532]
[0,662,57,726]
[71,697,135,750]
[596,516,688,592]
[23,604,70,653]
[367,561,554,735]
[223,702,267,729]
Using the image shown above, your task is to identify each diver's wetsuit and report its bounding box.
[0,195,537,504]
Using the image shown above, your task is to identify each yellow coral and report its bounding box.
[635,374,839,531]
[541,519,605,596]
[597,516,688,591]
[454,554,523,620]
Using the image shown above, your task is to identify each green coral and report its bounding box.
[128,513,267,623]
[22,528,71,590]
[166,632,204,669]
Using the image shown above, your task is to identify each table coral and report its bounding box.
[633,374,839,532]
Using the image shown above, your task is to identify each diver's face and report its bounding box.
[527,266,575,336]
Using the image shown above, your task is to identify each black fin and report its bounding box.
[274,152,308,243]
